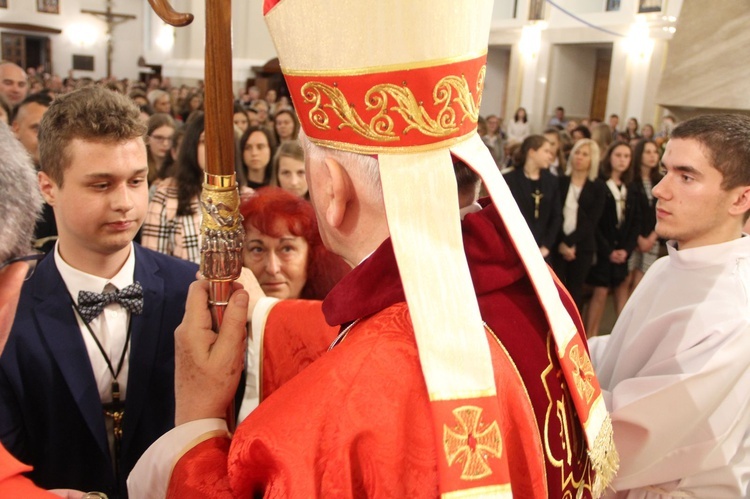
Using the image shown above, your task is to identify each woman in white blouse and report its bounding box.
[507,106,530,145]
[551,139,605,312]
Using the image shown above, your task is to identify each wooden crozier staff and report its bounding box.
[147,0,243,431]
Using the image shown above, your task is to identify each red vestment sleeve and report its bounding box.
[260,299,339,401]
[0,443,56,498]
[167,437,232,498]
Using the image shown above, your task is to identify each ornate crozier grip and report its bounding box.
[200,173,245,329]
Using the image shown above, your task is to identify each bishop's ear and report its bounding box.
[322,156,353,228]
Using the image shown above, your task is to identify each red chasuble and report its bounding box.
[168,200,596,498]
[0,443,56,498]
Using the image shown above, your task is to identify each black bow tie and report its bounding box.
[77,282,144,324]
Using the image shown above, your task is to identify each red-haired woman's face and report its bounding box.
[243,224,309,299]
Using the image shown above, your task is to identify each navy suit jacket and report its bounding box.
[0,244,197,498]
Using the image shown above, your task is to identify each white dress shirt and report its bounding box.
[55,242,136,460]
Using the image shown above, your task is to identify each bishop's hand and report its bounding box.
[174,280,248,426]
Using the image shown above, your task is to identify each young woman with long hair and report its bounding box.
[238,126,277,189]
[623,138,662,294]
[584,141,641,336]
[145,113,176,185]
[141,113,205,263]
[503,135,561,259]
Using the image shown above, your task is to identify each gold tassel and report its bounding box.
[589,413,619,498]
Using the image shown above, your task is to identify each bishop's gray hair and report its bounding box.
[299,129,383,202]
[0,121,43,262]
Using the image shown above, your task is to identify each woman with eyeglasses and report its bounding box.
[141,113,205,263]
[145,113,176,185]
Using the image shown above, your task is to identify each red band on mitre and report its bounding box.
[431,396,511,494]
[263,0,282,15]
[283,55,486,154]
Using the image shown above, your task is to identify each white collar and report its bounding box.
[667,235,750,270]
[54,242,136,303]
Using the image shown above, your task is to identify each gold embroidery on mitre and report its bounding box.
[443,405,502,481]
[300,66,485,142]
[569,344,596,404]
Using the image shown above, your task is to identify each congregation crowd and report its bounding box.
[1,61,350,303]
[480,106,679,336]
[1,60,685,337]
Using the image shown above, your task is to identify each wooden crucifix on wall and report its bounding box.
[81,0,136,78]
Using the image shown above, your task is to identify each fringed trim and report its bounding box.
[589,413,619,498]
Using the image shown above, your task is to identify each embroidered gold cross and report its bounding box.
[443,406,502,480]
[531,190,544,219]
[568,345,595,404]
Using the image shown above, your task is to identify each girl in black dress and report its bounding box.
[584,141,641,337]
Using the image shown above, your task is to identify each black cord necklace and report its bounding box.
[69,291,133,480]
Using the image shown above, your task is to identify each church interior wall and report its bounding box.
[480,46,511,119]
[0,0,142,80]
[491,0,683,134]
[546,43,598,122]
[16,0,750,133]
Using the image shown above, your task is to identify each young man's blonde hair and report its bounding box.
[38,85,146,186]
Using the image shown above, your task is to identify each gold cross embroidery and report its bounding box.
[443,406,502,480]
[568,345,595,404]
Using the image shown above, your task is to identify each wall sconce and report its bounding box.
[626,20,654,59]
[660,15,677,34]
[67,23,99,48]
[520,22,545,60]
[155,24,175,52]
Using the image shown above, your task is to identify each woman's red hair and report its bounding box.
[240,187,349,300]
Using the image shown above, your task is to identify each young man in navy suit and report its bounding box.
[0,86,197,498]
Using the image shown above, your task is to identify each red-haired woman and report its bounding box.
[236,187,350,420]
[240,187,349,300]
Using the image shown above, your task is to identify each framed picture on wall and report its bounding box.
[0,0,7,9]
[36,0,59,14]
[638,0,663,13]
